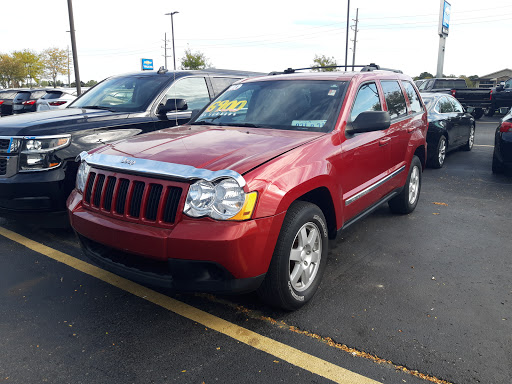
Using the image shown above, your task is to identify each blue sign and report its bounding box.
[441,1,451,35]
[141,58,154,71]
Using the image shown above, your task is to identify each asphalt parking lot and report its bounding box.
[0,115,510,384]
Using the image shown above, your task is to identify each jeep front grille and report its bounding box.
[0,159,7,175]
[83,170,185,226]
[0,139,10,152]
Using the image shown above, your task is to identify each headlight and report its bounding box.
[184,178,257,220]
[76,161,91,194]
[19,135,71,171]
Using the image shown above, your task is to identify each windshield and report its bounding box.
[192,79,347,132]
[69,75,170,112]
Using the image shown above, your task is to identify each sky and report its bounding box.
[1,0,511,83]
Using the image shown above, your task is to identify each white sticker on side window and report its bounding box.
[291,120,327,128]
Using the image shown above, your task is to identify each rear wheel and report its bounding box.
[428,135,447,168]
[462,125,475,151]
[472,108,484,120]
[484,107,495,117]
[389,156,422,214]
[257,201,328,310]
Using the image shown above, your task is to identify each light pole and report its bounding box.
[67,0,81,95]
[165,11,179,70]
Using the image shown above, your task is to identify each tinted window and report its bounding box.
[194,80,347,132]
[381,80,407,119]
[402,81,423,114]
[436,96,454,113]
[434,79,467,89]
[211,77,241,95]
[350,82,381,122]
[14,92,30,102]
[164,77,210,111]
[70,75,170,112]
[42,91,64,100]
[419,80,431,91]
[449,97,464,113]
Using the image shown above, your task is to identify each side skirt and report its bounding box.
[336,188,402,236]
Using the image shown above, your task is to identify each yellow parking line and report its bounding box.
[473,144,494,147]
[0,226,380,384]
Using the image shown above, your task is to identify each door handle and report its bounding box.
[379,137,391,146]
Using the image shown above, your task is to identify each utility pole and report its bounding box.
[345,0,350,71]
[351,8,359,70]
[162,33,171,69]
[67,0,81,96]
[67,45,71,87]
[165,12,179,70]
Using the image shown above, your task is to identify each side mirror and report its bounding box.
[348,111,391,134]
[496,84,504,92]
[158,98,188,115]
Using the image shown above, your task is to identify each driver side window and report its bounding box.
[164,77,211,111]
[350,82,382,122]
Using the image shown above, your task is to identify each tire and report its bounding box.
[484,107,495,117]
[492,151,504,174]
[472,108,484,120]
[427,135,447,169]
[462,125,475,151]
[389,156,422,214]
[257,201,328,310]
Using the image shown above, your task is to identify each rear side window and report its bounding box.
[350,82,382,122]
[449,97,464,113]
[436,96,455,113]
[211,77,240,95]
[381,81,407,119]
[30,91,47,99]
[402,82,423,114]
[164,77,211,111]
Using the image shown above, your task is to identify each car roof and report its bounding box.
[107,69,264,80]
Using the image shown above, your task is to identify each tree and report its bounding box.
[0,53,25,88]
[85,80,98,87]
[311,55,338,72]
[180,48,212,70]
[415,72,434,80]
[42,47,69,87]
[12,49,44,86]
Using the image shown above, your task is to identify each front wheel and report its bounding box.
[257,201,328,310]
[472,108,484,120]
[462,125,475,151]
[389,156,422,214]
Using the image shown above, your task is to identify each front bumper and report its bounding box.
[0,161,77,216]
[68,189,286,293]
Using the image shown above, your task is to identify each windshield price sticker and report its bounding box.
[291,120,327,128]
[206,100,247,113]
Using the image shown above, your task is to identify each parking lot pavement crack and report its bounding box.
[196,293,454,384]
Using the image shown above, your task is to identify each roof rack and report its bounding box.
[268,63,402,75]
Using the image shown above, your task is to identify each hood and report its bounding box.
[0,108,130,137]
[94,124,323,174]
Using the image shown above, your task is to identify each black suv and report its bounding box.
[0,69,262,224]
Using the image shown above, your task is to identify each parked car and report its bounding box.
[492,108,512,173]
[67,65,428,310]
[418,78,491,120]
[36,89,77,111]
[415,79,426,88]
[0,89,28,117]
[485,78,512,117]
[0,69,262,225]
[421,93,475,168]
[12,89,49,114]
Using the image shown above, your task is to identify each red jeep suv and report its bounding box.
[67,65,428,310]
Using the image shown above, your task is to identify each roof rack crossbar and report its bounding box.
[268,63,402,75]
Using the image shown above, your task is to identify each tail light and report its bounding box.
[451,89,456,97]
[49,101,67,106]
[22,100,36,105]
[499,121,512,133]
[0,101,4,105]
[490,90,493,100]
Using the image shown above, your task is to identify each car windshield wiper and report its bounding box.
[189,121,220,126]
[81,105,116,112]
[222,122,266,128]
